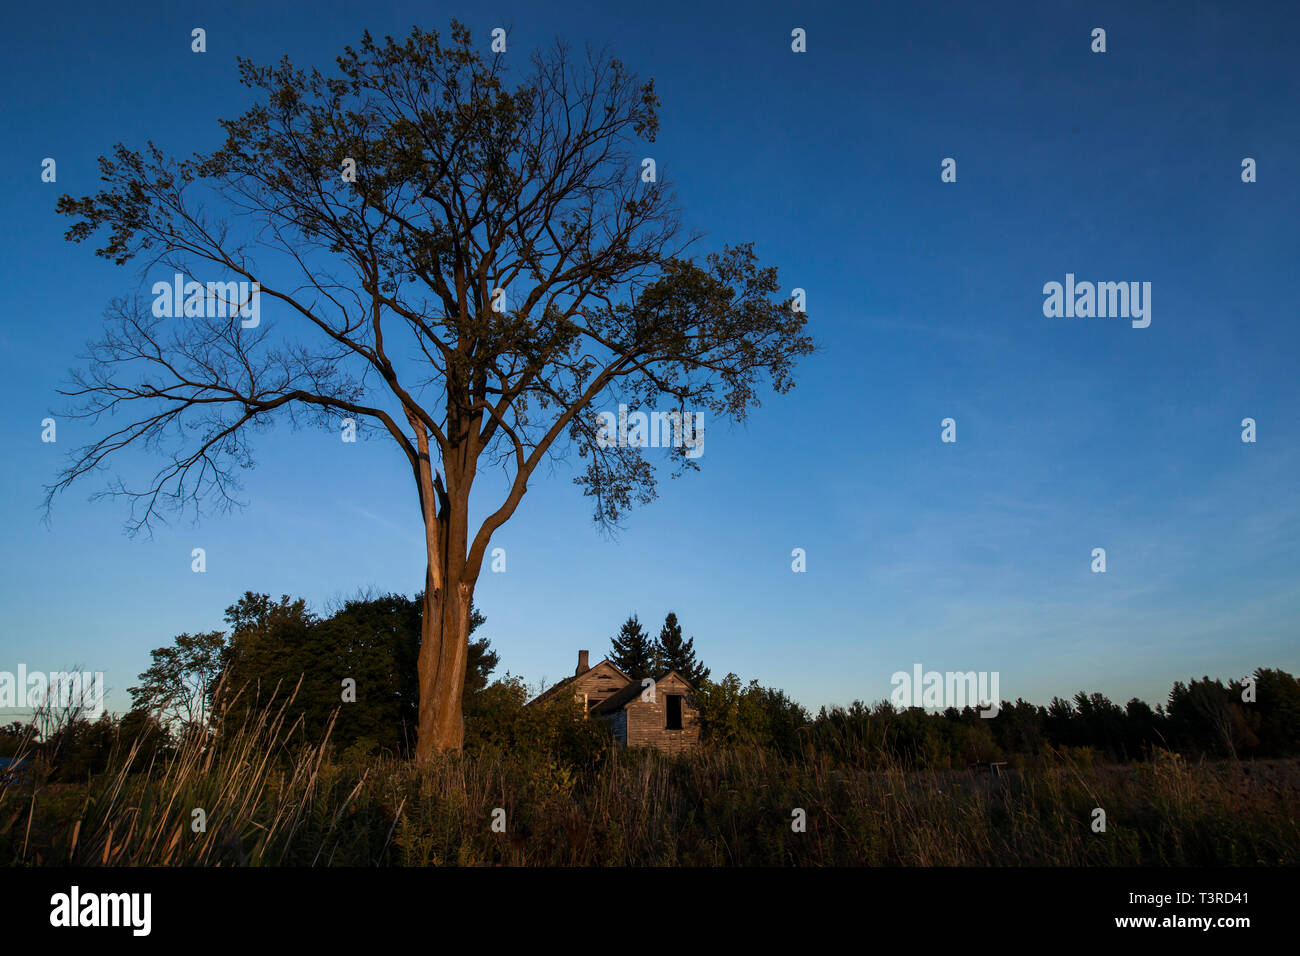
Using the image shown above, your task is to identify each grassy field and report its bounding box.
[2,704,1296,866]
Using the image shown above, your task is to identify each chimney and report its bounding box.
[576,650,590,676]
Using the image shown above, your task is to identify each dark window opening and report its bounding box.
[666,694,683,730]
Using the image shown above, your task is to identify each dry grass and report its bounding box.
[3,707,1296,866]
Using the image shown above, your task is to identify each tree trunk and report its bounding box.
[414,565,472,760]
[408,406,480,761]
[411,432,477,759]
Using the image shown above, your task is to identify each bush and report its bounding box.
[464,676,612,770]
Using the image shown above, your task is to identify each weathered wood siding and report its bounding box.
[567,661,627,709]
[623,672,700,753]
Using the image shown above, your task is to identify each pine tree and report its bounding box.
[609,614,656,680]
[654,611,710,685]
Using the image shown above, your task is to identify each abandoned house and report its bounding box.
[528,650,701,753]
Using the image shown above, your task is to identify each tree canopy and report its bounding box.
[50,22,813,755]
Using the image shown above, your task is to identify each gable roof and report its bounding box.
[527,658,632,707]
[592,670,693,715]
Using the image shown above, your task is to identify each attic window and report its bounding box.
[666,694,683,731]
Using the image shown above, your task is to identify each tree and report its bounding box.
[215,593,320,732]
[1043,696,1079,749]
[990,698,1046,756]
[654,611,709,684]
[1252,667,1300,755]
[1167,676,1257,758]
[1123,697,1167,758]
[463,607,500,700]
[609,614,654,679]
[219,590,498,753]
[49,24,813,758]
[128,629,227,731]
[1071,691,1126,759]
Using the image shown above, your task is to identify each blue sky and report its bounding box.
[2,0,1298,718]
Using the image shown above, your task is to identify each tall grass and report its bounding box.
[3,698,1295,866]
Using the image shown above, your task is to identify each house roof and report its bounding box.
[527,658,632,707]
[592,670,693,715]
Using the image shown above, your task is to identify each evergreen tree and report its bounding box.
[654,611,710,685]
[609,614,656,680]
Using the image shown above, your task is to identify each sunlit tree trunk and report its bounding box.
[411,412,475,759]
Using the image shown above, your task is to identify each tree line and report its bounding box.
[3,589,1297,778]
[696,669,1300,767]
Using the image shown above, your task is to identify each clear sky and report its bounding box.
[2,0,1298,718]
